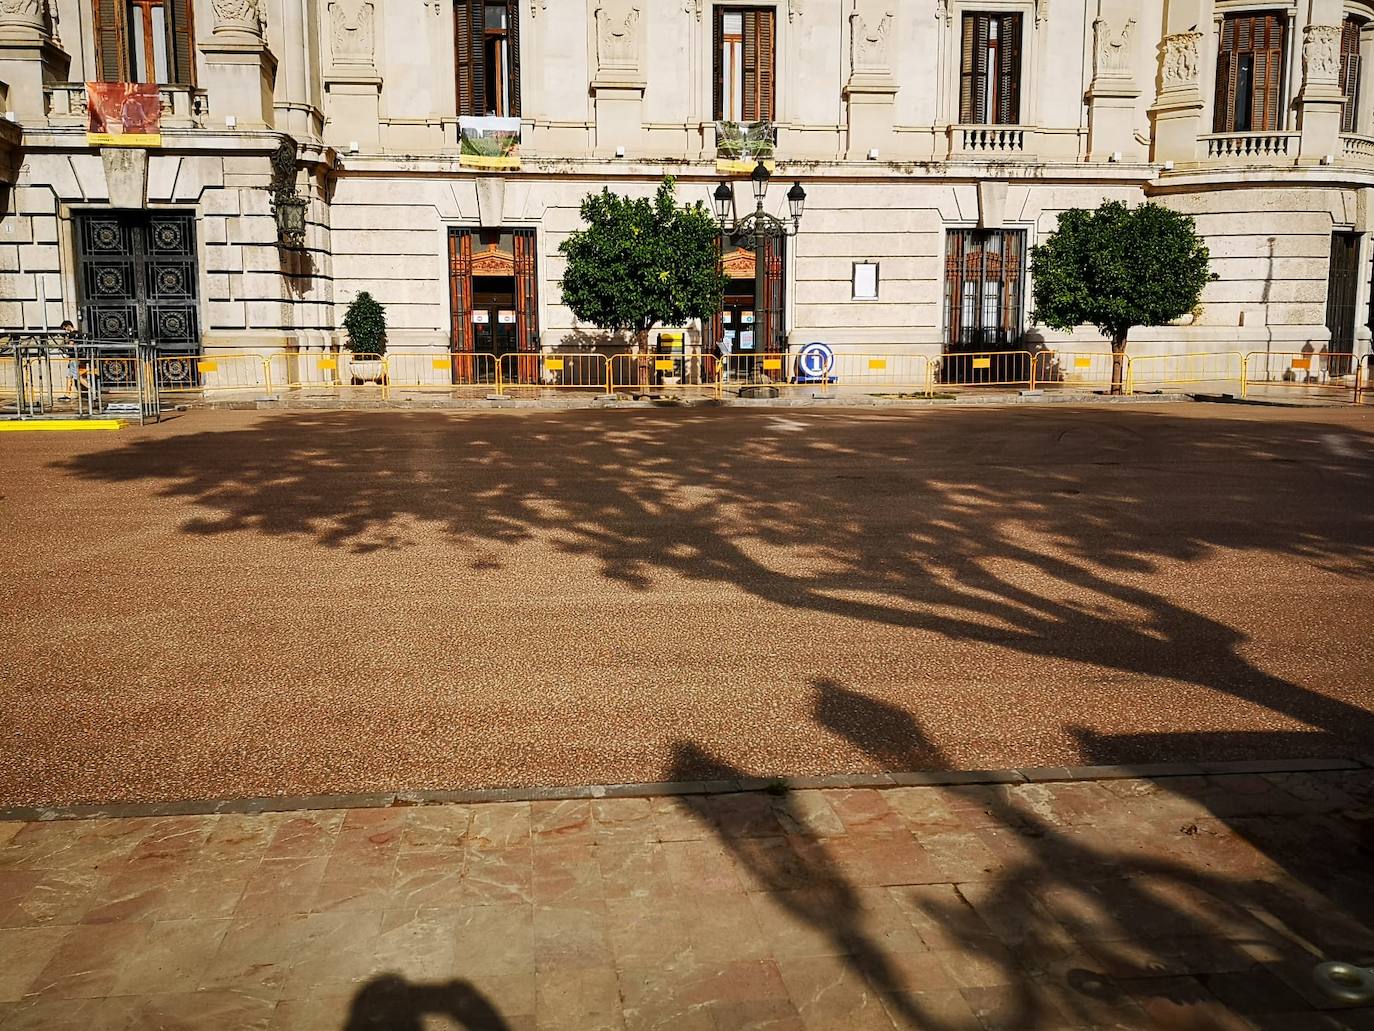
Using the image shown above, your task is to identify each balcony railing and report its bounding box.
[948,125,1028,158]
[42,83,210,128]
[1341,132,1374,162]
[1201,131,1298,161]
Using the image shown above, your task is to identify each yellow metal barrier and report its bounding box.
[935,350,1035,390]
[497,351,610,398]
[1357,354,1373,405]
[153,352,273,397]
[1125,351,1245,395]
[384,351,500,399]
[1241,351,1359,401]
[1032,351,1120,393]
[716,352,787,397]
[267,350,387,395]
[609,351,718,397]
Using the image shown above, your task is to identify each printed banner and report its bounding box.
[459,116,522,170]
[715,120,776,175]
[86,82,162,147]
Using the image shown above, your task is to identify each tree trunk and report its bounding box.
[636,327,652,395]
[1110,332,1128,395]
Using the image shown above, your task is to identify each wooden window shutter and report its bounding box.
[739,9,774,122]
[742,11,758,121]
[712,10,724,119]
[1259,14,1283,132]
[998,14,1021,124]
[1214,16,1237,132]
[1341,17,1361,133]
[507,0,521,117]
[959,14,976,122]
[93,0,128,82]
[455,0,486,117]
[167,0,196,85]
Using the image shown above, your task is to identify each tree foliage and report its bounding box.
[1030,201,1213,351]
[559,177,727,337]
[343,290,388,356]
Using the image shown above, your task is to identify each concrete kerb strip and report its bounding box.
[1,755,1367,824]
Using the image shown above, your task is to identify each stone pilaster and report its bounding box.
[323,0,381,150]
[1149,0,1211,164]
[591,1,645,157]
[1297,1,1345,161]
[1086,11,1141,161]
[199,0,277,128]
[842,0,897,160]
[0,0,69,120]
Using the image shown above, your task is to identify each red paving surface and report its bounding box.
[1,404,1373,807]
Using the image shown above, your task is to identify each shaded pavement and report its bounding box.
[0,404,1373,805]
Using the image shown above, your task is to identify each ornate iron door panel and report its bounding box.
[76,211,200,354]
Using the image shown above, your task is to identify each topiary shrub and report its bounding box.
[342,291,387,356]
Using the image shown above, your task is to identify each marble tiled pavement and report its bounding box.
[2,769,1374,1030]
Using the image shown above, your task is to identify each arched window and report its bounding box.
[92,0,195,85]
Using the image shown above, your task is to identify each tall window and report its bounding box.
[714,8,775,121]
[456,0,520,117]
[1213,12,1286,133]
[960,13,1022,124]
[1341,16,1363,134]
[92,0,195,84]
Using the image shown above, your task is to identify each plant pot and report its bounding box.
[349,358,385,384]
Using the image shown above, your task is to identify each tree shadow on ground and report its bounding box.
[55,406,1374,765]
[670,678,1374,1028]
[342,974,508,1030]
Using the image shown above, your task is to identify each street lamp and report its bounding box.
[713,159,806,368]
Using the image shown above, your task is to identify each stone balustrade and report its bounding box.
[1201,131,1299,161]
[949,125,1028,158]
[1340,132,1374,163]
[41,83,211,129]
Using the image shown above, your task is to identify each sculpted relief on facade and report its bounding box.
[850,2,894,78]
[1162,31,1201,90]
[596,1,641,73]
[1302,24,1341,83]
[329,0,376,67]
[1092,16,1135,81]
[210,0,264,37]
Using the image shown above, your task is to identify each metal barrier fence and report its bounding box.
[1358,355,1373,404]
[1032,351,1121,393]
[935,350,1035,389]
[497,352,610,398]
[1,334,160,422]
[1242,351,1358,400]
[384,351,500,399]
[609,352,717,398]
[1126,351,1245,395]
[153,352,274,397]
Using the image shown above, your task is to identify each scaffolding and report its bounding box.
[0,334,161,425]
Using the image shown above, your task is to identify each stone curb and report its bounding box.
[191,390,1202,413]
[1,756,1366,824]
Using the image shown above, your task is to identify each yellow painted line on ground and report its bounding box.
[0,420,122,432]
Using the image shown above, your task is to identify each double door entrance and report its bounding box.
[448,228,539,384]
[75,210,200,387]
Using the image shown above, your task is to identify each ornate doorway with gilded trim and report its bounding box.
[711,233,785,357]
[448,227,538,382]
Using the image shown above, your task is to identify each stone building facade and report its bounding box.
[2,0,1373,369]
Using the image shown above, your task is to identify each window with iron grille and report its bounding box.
[92,0,195,84]
[456,0,521,117]
[1341,16,1363,134]
[944,229,1025,351]
[959,13,1022,124]
[1213,12,1286,134]
[714,8,775,121]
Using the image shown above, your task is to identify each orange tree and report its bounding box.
[1030,201,1213,394]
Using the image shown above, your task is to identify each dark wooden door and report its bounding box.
[1327,230,1359,375]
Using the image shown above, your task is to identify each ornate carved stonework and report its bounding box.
[1303,24,1341,83]
[721,247,756,279]
[0,0,46,32]
[471,245,515,275]
[683,0,702,21]
[596,1,641,72]
[1093,16,1135,81]
[788,0,802,22]
[935,0,951,27]
[850,5,894,78]
[210,0,264,38]
[1162,31,1201,90]
[330,0,376,66]
[1035,0,1048,27]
